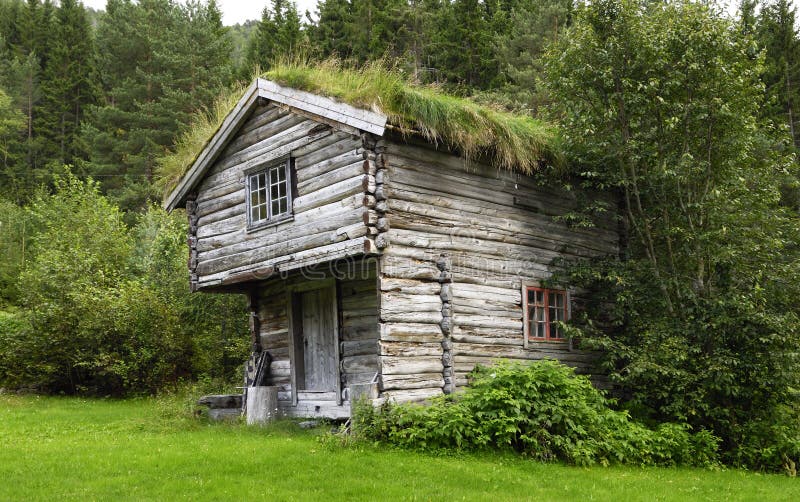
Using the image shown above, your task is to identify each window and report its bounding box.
[247,157,292,228]
[524,286,568,342]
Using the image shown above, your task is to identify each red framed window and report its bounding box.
[525,287,568,341]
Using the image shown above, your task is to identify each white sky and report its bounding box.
[81,0,320,26]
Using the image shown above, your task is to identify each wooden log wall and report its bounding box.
[339,265,381,388]
[186,192,199,292]
[377,140,619,399]
[192,102,378,289]
[361,133,446,404]
[253,263,380,410]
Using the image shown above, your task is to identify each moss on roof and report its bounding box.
[157,60,563,198]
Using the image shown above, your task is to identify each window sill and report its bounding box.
[247,215,294,233]
[525,338,572,351]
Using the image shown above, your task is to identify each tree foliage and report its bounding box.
[0,174,248,395]
[83,0,232,213]
[38,0,96,167]
[353,360,720,467]
[545,0,800,470]
[244,0,304,74]
[0,85,23,176]
[756,0,800,151]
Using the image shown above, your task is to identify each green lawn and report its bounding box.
[0,395,796,501]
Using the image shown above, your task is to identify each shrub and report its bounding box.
[0,174,248,395]
[0,309,35,389]
[0,199,33,306]
[543,0,800,473]
[354,360,719,467]
[730,404,800,475]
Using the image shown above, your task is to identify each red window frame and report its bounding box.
[524,286,569,342]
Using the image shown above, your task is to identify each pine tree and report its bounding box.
[13,0,53,63]
[0,0,53,176]
[0,1,22,53]
[493,0,574,111]
[348,0,403,63]
[0,85,25,200]
[757,0,800,149]
[84,0,233,212]
[0,52,40,193]
[244,0,304,73]
[312,0,353,59]
[440,0,495,88]
[39,0,97,167]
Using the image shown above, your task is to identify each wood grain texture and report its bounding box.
[254,262,379,409]
[189,103,372,287]
[377,139,619,394]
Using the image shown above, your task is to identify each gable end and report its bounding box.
[164,78,387,212]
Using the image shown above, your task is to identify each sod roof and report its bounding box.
[159,60,563,207]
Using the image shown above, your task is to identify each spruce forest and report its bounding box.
[1,0,800,473]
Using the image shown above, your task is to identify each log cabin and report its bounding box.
[164,73,619,419]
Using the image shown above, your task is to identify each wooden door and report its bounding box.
[299,286,337,392]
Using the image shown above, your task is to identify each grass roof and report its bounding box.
[157,60,563,198]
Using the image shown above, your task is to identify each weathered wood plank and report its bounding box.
[379,278,441,295]
[380,254,440,280]
[382,387,442,403]
[379,341,443,357]
[379,322,443,343]
[381,356,443,375]
[198,238,373,287]
[381,373,444,391]
[257,78,387,136]
[342,354,380,374]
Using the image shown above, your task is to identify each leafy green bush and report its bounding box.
[130,206,249,384]
[0,173,248,395]
[730,404,800,475]
[0,199,33,306]
[354,360,719,467]
[0,309,34,388]
[542,0,800,473]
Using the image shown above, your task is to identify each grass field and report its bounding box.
[0,395,797,501]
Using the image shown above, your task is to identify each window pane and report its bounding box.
[249,172,269,223]
[248,160,292,224]
[267,162,290,218]
[548,291,566,339]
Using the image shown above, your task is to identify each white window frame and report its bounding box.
[245,156,293,230]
